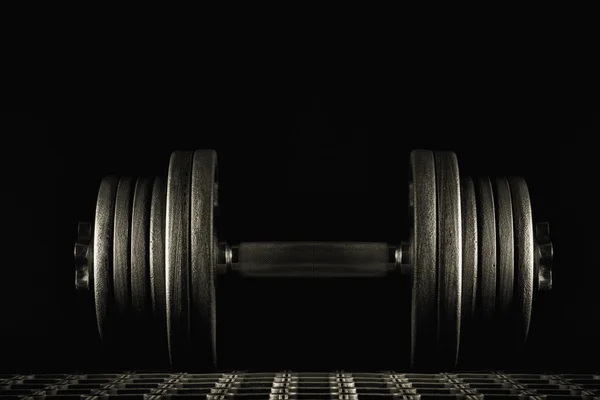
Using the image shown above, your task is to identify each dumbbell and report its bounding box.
[73,149,554,370]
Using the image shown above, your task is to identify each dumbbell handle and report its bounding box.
[218,241,409,278]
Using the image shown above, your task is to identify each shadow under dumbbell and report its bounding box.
[216,274,412,372]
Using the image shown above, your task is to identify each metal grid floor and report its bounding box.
[1,372,600,399]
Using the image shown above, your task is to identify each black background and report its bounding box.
[0,80,597,373]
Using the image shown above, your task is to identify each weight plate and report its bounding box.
[113,177,134,337]
[150,176,167,339]
[93,176,119,344]
[476,177,496,325]
[166,151,194,366]
[434,151,462,368]
[131,177,153,324]
[409,149,437,368]
[494,177,514,320]
[460,176,477,329]
[509,177,534,343]
[190,150,218,369]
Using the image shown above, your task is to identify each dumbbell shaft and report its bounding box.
[218,241,405,278]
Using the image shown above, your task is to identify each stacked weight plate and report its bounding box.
[408,150,536,369]
[92,150,218,369]
[86,149,538,370]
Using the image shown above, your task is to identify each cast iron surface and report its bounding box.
[475,177,496,329]
[509,177,535,346]
[434,151,462,369]
[459,177,477,331]
[150,176,168,362]
[166,151,194,367]
[113,177,134,337]
[93,176,119,347]
[494,177,515,324]
[190,149,218,369]
[131,177,153,332]
[409,150,437,369]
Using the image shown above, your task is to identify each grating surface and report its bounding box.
[1,372,599,399]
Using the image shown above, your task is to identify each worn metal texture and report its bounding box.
[113,177,135,354]
[509,177,534,345]
[494,177,515,322]
[93,176,119,346]
[190,149,218,369]
[166,151,194,367]
[131,177,153,327]
[150,176,167,357]
[475,177,497,326]
[409,149,437,369]
[459,176,477,331]
[434,151,462,369]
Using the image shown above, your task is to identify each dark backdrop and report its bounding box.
[0,86,597,373]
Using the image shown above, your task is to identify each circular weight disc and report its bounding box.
[475,177,497,325]
[131,177,153,324]
[460,176,478,329]
[409,149,437,368]
[150,176,167,342]
[494,177,515,320]
[190,150,218,368]
[166,151,194,366]
[113,177,134,339]
[93,176,119,344]
[508,177,534,343]
[434,151,462,368]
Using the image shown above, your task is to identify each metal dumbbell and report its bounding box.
[74,149,553,370]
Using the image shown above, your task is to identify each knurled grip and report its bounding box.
[233,242,392,278]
